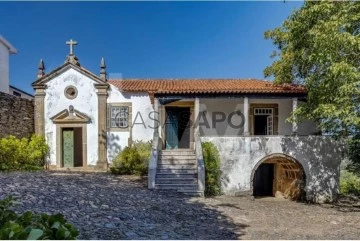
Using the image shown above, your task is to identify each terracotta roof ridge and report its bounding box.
[108,78,273,82]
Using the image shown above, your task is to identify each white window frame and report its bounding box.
[254,108,273,116]
[254,108,274,135]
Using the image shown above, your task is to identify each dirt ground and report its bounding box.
[0,172,359,239]
[199,195,360,239]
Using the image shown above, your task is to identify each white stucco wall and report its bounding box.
[198,98,318,136]
[44,68,99,166]
[199,99,245,136]
[201,136,346,203]
[107,85,154,162]
[0,43,10,94]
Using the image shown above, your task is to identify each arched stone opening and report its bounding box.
[251,154,306,200]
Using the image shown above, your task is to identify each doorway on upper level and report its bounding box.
[250,104,278,135]
[253,108,273,135]
[165,107,191,149]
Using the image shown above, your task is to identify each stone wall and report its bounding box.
[0,91,34,138]
[201,136,347,203]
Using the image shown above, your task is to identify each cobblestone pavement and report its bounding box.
[0,172,359,239]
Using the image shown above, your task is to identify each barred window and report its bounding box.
[111,106,129,128]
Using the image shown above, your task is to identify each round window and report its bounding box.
[64,86,78,99]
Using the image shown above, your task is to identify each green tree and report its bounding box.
[265,0,360,136]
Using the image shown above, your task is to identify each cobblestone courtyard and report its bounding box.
[0,172,359,239]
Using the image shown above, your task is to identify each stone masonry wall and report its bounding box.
[0,92,34,138]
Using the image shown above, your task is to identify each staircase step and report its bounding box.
[155,184,198,190]
[155,148,201,196]
[157,168,197,174]
[157,164,196,169]
[160,150,195,155]
[158,160,196,165]
[156,173,197,178]
[156,178,197,184]
[181,191,204,197]
[159,155,196,160]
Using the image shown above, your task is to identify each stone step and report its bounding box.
[158,159,196,165]
[157,168,197,174]
[155,183,198,190]
[159,155,196,160]
[181,191,204,197]
[160,150,195,155]
[157,163,196,169]
[156,178,197,184]
[154,189,203,197]
[156,173,197,178]
[161,148,193,151]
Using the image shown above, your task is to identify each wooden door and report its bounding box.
[73,128,83,167]
[178,108,191,149]
[62,129,74,167]
[165,108,179,149]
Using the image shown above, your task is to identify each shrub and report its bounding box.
[0,135,49,171]
[0,196,79,240]
[110,141,151,176]
[340,170,360,196]
[201,141,221,196]
[348,135,360,173]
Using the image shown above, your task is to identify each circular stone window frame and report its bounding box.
[64,85,78,100]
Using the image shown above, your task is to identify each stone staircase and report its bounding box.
[155,149,202,196]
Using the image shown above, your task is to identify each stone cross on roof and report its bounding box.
[66,39,78,55]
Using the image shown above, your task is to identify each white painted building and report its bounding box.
[9,85,34,99]
[0,35,34,99]
[0,35,17,94]
[32,40,345,202]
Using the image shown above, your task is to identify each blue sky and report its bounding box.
[0,1,302,94]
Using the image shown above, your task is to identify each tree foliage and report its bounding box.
[265,1,360,135]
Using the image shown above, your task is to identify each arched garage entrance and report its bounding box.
[251,154,306,200]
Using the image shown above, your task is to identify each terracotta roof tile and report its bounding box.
[108,79,306,95]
